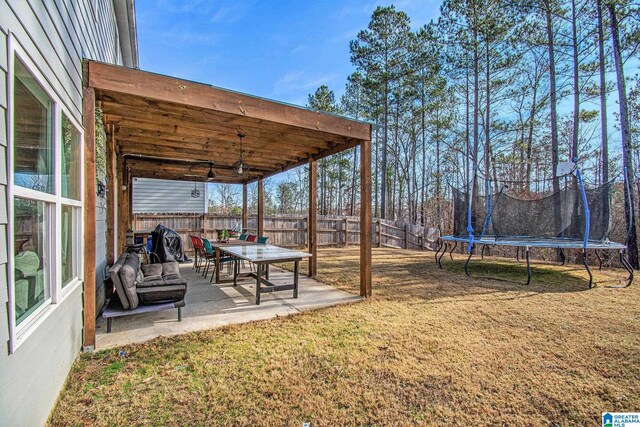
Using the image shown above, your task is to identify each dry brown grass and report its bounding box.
[49,248,639,426]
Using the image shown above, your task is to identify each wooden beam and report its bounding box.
[360,138,372,298]
[106,126,116,266]
[88,61,371,140]
[117,153,128,254]
[250,137,362,182]
[82,86,97,350]
[242,183,248,230]
[100,97,347,147]
[308,158,318,277]
[257,178,264,237]
[117,138,291,169]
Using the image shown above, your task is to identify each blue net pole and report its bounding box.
[467,166,476,252]
[575,166,590,251]
[480,179,492,238]
[623,166,633,245]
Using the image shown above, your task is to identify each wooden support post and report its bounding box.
[242,183,248,231]
[83,86,97,350]
[377,219,382,248]
[127,171,133,231]
[360,138,372,298]
[257,177,264,237]
[105,125,116,266]
[116,153,127,254]
[308,158,318,277]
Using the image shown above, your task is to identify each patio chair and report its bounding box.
[190,235,208,273]
[202,238,233,280]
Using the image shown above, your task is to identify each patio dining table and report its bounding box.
[209,239,256,284]
[220,245,312,305]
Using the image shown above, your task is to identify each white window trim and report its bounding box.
[7,34,85,353]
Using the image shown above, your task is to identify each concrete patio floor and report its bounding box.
[95,261,361,349]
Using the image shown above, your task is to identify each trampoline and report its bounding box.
[436,164,634,288]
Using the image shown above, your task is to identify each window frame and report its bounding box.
[7,35,85,353]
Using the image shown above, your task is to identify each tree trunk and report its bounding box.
[485,37,491,195]
[571,0,580,161]
[597,0,610,228]
[381,79,389,219]
[608,1,639,268]
[420,78,426,227]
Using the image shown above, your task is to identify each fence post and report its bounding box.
[421,229,426,250]
[404,224,409,249]
[202,214,206,239]
[344,218,348,246]
[377,219,382,248]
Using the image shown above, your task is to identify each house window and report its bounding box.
[13,59,54,194]
[9,47,84,342]
[62,114,81,200]
[61,204,79,287]
[13,198,51,324]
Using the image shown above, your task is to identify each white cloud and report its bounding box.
[272,70,339,103]
[210,3,252,24]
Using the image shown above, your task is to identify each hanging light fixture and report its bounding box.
[206,161,215,181]
[233,131,250,176]
[191,179,200,198]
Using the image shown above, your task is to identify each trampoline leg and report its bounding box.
[516,247,520,263]
[582,250,593,289]
[449,242,457,260]
[525,248,531,286]
[437,242,447,269]
[595,250,603,271]
[559,249,566,266]
[434,241,442,264]
[464,249,473,277]
[481,245,486,260]
[620,250,634,288]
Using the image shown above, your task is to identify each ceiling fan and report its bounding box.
[183,161,216,182]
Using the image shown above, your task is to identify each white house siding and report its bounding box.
[133,178,207,214]
[0,1,127,425]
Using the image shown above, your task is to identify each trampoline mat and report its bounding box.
[441,235,626,250]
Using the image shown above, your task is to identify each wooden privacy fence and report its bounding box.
[132,213,440,253]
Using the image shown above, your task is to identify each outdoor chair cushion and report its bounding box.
[257,236,269,244]
[247,235,257,242]
[137,278,165,288]
[137,284,187,304]
[162,261,180,276]
[109,253,141,310]
[141,263,162,277]
[239,234,248,240]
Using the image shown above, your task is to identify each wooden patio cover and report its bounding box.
[81,60,372,349]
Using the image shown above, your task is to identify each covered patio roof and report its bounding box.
[81,61,373,350]
[87,61,371,184]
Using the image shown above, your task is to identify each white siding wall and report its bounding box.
[133,178,207,214]
[0,1,125,425]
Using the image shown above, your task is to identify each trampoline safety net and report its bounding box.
[452,179,614,242]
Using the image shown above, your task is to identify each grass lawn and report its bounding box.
[49,248,639,426]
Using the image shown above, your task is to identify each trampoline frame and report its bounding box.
[434,236,633,288]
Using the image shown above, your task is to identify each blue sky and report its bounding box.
[136,0,441,106]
